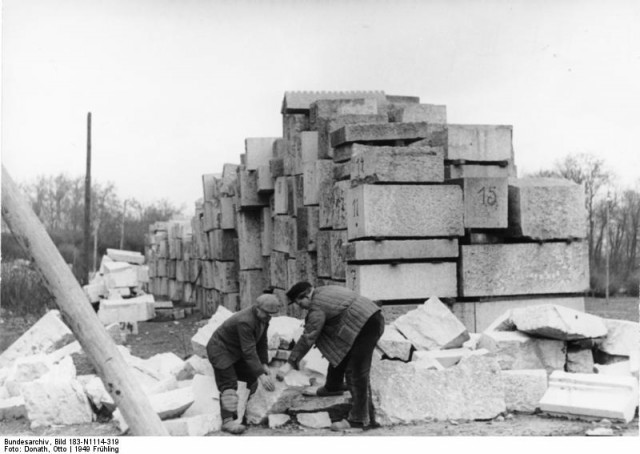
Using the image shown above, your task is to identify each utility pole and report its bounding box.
[605,190,610,303]
[119,199,128,250]
[83,112,92,285]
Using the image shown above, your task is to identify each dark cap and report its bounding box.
[286,281,312,304]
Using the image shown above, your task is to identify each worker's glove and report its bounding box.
[259,373,276,392]
[276,362,293,382]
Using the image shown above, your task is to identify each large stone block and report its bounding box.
[309,98,380,129]
[238,168,268,208]
[272,215,296,253]
[446,125,513,161]
[377,325,412,361]
[478,331,566,373]
[296,207,319,251]
[317,114,387,160]
[0,396,27,420]
[347,263,458,301]
[508,178,587,240]
[270,251,288,290]
[501,370,548,414]
[347,185,464,240]
[163,413,221,436]
[268,316,304,350]
[4,355,53,397]
[303,160,333,206]
[371,355,505,425]
[566,345,595,373]
[297,411,332,428]
[454,177,508,229]
[182,374,220,417]
[460,242,590,297]
[349,145,444,184]
[21,379,93,428]
[345,239,458,262]
[239,270,265,310]
[597,318,639,357]
[245,381,302,425]
[316,231,332,278]
[106,248,145,265]
[510,304,607,341]
[393,104,446,124]
[539,371,639,423]
[103,261,139,288]
[98,295,155,325]
[392,297,469,350]
[191,306,234,357]
[331,122,444,147]
[331,181,350,229]
[245,137,279,171]
[281,91,386,114]
[445,164,511,180]
[330,230,348,281]
[237,211,263,270]
[412,348,482,368]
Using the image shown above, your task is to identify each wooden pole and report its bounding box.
[83,112,92,284]
[1,165,168,436]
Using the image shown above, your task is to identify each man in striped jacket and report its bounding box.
[276,282,385,431]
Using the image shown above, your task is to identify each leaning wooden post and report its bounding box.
[1,165,168,436]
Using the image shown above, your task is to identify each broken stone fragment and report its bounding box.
[510,304,607,341]
[191,306,234,357]
[283,370,311,388]
[412,348,473,368]
[21,378,94,429]
[185,355,214,376]
[377,325,412,361]
[594,361,632,377]
[566,345,595,374]
[0,396,27,421]
[4,354,53,397]
[299,347,329,379]
[48,341,83,363]
[163,413,222,436]
[500,369,548,414]
[393,297,470,351]
[297,411,332,428]
[98,295,155,325]
[145,352,190,380]
[245,381,303,425]
[182,374,219,417]
[78,374,115,412]
[268,413,291,428]
[267,316,304,350]
[597,318,639,357]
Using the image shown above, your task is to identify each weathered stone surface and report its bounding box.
[345,239,458,262]
[0,310,74,368]
[501,370,548,413]
[103,262,139,288]
[347,262,457,301]
[79,374,115,411]
[163,413,222,436]
[455,177,508,229]
[282,91,386,113]
[507,178,587,240]
[371,355,506,425]
[191,306,234,357]
[598,318,639,357]
[539,371,639,423]
[446,164,510,180]
[393,297,470,351]
[446,125,513,161]
[268,413,291,428]
[377,325,412,361]
[394,104,446,124]
[4,355,53,397]
[237,211,262,270]
[411,355,445,371]
[0,396,26,420]
[478,331,566,373]
[21,379,93,428]
[594,361,633,376]
[272,215,296,253]
[318,114,387,159]
[347,184,464,239]
[284,370,311,388]
[182,374,219,417]
[310,98,379,128]
[300,131,319,165]
[566,345,595,373]
[412,348,480,368]
[287,393,351,418]
[245,381,302,425]
[331,122,444,147]
[303,160,333,206]
[460,243,590,297]
[331,180,349,229]
[270,251,288,289]
[511,305,607,341]
[150,387,195,419]
[330,230,348,281]
[349,145,444,184]
[297,411,332,428]
[245,137,279,170]
[98,295,155,325]
[299,347,329,378]
[185,355,214,376]
[267,316,304,350]
[145,352,190,380]
[106,248,145,264]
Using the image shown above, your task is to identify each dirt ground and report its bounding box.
[0,297,638,437]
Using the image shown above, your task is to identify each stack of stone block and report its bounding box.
[145,90,590,323]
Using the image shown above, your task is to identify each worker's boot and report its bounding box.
[222,418,246,435]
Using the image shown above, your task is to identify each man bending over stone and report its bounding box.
[276,281,384,431]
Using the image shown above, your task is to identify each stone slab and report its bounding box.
[539,371,639,423]
[163,413,222,436]
[454,177,508,229]
[347,263,458,301]
[412,348,477,368]
[245,381,302,425]
[272,215,296,253]
[268,413,291,428]
[4,355,53,397]
[393,104,446,124]
[460,242,590,297]
[297,411,332,428]
[330,230,348,281]
[392,297,469,350]
[106,248,145,265]
[268,316,304,350]
[282,91,386,113]
[507,178,587,240]
[598,318,640,357]
[445,164,510,180]
[331,180,349,229]
[191,306,234,357]
[318,114,389,159]
[566,345,595,373]
[371,355,505,425]
[151,386,195,419]
[245,137,279,170]
[446,125,513,161]
[303,160,333,206]
[350,144,444,184]
[478,331,566,373]
[377,325,412,361]
[501,369,548,414]
[347,184,464,240]
[310,98,380,128]
[182,374,219,417]
[98,297,155,325]
[331,122,445,147]
[510,304,607,341]
[237,211,262,270]
[238,168,268,208]
[0,396,26,420]
[316,231,332,278]
[345,239,458,262]
[21,379,93,429]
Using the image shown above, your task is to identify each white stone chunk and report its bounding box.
[245,381,302,425]
[268,316,304,349]
[145,352,189,380]
[150,386,195,419]
[297,411,332,428]
[268,413,291,428]
[108,288,130,299]
[103,262,139,288]
[478,331,566,373]
[106,249,145,264]
[0,310,74,368]
[511,304,607,341]
[21,378,93,428]
[182,374,219,417]
[191,306,234,357]
[98,295,155,325]
[0,387,9,399]
[83,283,105,303]
[411,356,445,371]
[4,355,53,397]
[598,319,639,357]
[42,355,76,382]
[377,325,412,361]
[393,297,470,351]
[539,371,639,423]
[146,376,179,396]
[0,396,27,420]
[372,355,505,425]
[163,413,222,436]
[284,370,311,388]
[412,348,473,368]
[79,375,115,411]
[299,347,329,378]
[594,361,632,377]
[501,369,548,413]
[48,341,83,364]
[186,355,214,376]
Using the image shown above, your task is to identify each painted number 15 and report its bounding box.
[477,186,498,206]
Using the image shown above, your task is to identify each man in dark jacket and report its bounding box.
[276,282,384,431]
[207,293,279,434]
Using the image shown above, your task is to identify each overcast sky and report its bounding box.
[2,0,639,214]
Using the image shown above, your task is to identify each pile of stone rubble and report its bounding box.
[1,299,637,434]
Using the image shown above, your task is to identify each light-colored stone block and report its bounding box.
[191,306,234,358]
[185,355,214,376]
[501,369,548,413]
[237,211,263,270]
[412,355,445,371]
[163,413,221,436]
[566,346,595,373]
[394,104,446,123]
[98,296,155,325]
[21,379,93,429]
[0,396,26,420]
[4,354,53,397]
[598,318,639,357]
[350,145,444,184]
[106,248,145,265]
[268,413,291,428]
[456,177,508,229]
[377,326,412,361]
[245,137,279,171]
[478,331,566,373]
[150,386,195,419]
[145,352,190,380]
[412,348,480,368]
[345,239,458,262]
[103,262,139,288]
[79,374,115,411]
[446,164,510,180]
[347,262,458,301]
[0,310,74,368]
[245,381,302,425]
[460,242,590,297]
[297,411,332,428]
[347,184,464,240]
[331,122,443,147]
[446,125,513,161]
[303,160,333,206]
[539,371,639,423]
[511,304,607,341]
[372,355,505,425]
[392,297,470,350]
[508,178,587,240]
[282,91,386,113]
[182,374,219,417]
[595,361,632,376]
[268,316,304,350]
